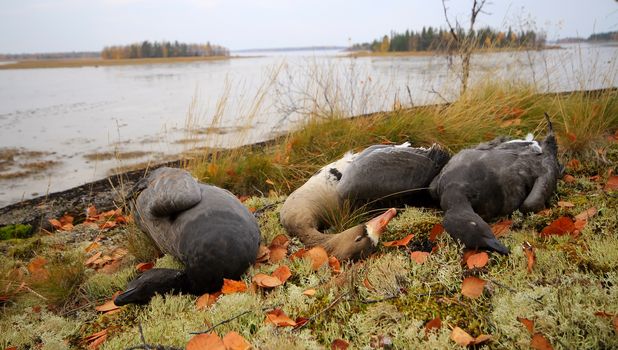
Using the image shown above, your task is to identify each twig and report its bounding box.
[138,323,150,350]
[294,291,351,330]
[486,277,545,306]
[190,305,279,335]
[361,295,399,304]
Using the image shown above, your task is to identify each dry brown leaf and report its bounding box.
[450,327,491,346]
[331,338,349,350]
[87,205,98,218]
[517,316,535,334]
[363,278,376,291]
[461,276,486,299]
[305,247,328,270]
[268,246,287,263]
[575,207,598,221]
[252,273,283,288]
[424,316,442,335]
[411,251,430,264]
[530,333,554,350]
[186,333,226,350]
[95,293,120,313]
[302,289,316,297]
[613,316,618,333]
[522,242,536,274]
[265,308,296,327]
[196,292,220,310]
[255,245,270,264]
[566,159,580,170]
[491,219,512,237]
[328,256,341,273]
[562,174,576,183]
[429,223,444,242]
[272,265,292,284]
[221,279,247,294]
[222,331,251,350]
[98,260,122,274]
[84,328,108,350]
[382,234,414,247]
[605,175,618,191]
[450,327,475,346]
[270,234,290,248]
[466,252,489,269]
[540,216,575,237]
[557,201,575,208]
[136,262,155,272]
[84,241,100,253]
[27,256,49,281]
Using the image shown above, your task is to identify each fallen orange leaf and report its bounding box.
[196,292,220,310]
[429,223,444,242]
[265,308,296,327]
[253,273,283,288]
[424,316,442,335]
[328,256,341,273]
[540,216,575,237]
[613,316,618,333]
[491,219,512,237]
[87,205,98,218]
[27,256,50,281]
[382,234,414,247]
[221,279,247,294]
[604,176,618,191]
[466,252,489,269]
[530,333,553,350]
[270,234,290,248]
[186,333,226,350]
[562,174,576,183]
[450,327,491,346]
[574,207,597,221]
[363,277,375,291]
[84,328,108,350]
[566,159,580,170]
[84,241,100,253]
[517,316,535,334]
[304,247,328,270]
[331,339,349,350]
[302,289,317,297]
[522,242,536,273]
[272,265,292,283]
[557,201,574,208]
[222,331,251,350]
[411,251,430,264]
[255,245,270,264]
[461,276,486,299]
[136,262,155,272]
[95,291,121,313]
[269,246,287,263]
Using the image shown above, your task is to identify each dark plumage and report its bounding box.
[280,142,449,260]
[338,143,450,207]
[115,167,260,306]
[430,116,562,254]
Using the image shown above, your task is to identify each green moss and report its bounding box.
[0,224,33,240]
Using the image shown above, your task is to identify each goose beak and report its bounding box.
[365,208,397,244]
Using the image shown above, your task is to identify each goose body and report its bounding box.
[280,142,449,260]
[115,167,260,305]
[429,118,562,254]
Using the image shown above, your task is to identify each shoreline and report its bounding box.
[0,55,251,70]
[345,45,562,58]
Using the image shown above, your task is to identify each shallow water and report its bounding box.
[0,43,616,207]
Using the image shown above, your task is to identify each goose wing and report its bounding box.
[140,168,202,218]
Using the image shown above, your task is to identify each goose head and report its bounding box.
[114,268,189,306]
[443,209,509,255]
[323,208,397,260]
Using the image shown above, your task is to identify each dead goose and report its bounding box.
[429,115,562,254]
[280,142,450,260]
[115,167,260,305]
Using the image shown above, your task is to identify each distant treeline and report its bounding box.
[101,40,229,59]
[351,26,546,53]
[0,51,99,60]
[557,30,618,44]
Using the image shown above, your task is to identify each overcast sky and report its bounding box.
[1,0,617,54]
